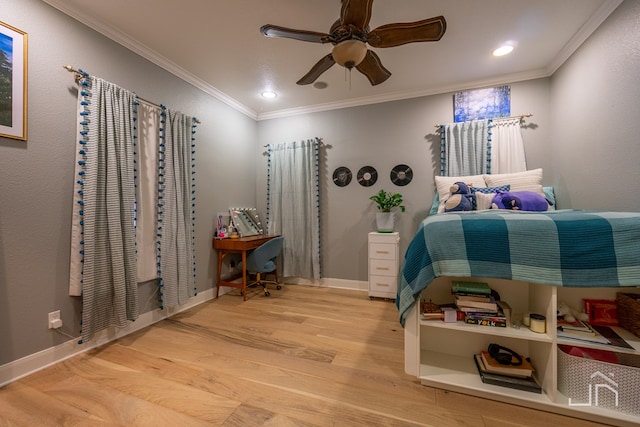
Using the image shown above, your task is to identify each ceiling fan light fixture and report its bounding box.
[332,40,367,69]
[261,2,446,86]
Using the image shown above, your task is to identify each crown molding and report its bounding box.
[43,0,622,122]
[546,0,623,75]
[256,68,550,121]
[257,0,624,121]
[41,0,258,120]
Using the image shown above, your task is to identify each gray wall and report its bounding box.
[257,79,552,281]
[0,0,258,366]
[257,0,640,281]
[2,0,638,369]
[549,0,640,211]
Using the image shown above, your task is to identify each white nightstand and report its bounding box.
[368,232,400,300]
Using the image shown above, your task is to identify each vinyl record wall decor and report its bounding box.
[332,164,413,187]
[332,166,352,187]
[390,164,413,186]
[357,166,378,187]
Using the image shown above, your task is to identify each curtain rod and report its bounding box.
[434,113,533,129]
[63,65,201,124]
[263,137,325,148]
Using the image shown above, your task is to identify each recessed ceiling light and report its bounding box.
[493,45,514,57]
[261,91,277,99]
[313,81,328,89]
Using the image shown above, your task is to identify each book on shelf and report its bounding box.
[451,281,491,295]
[557,322,611,345]
[421,312,444,320]
[557,318,592,333]
[496,300,512,327]
[583,298,618,326]
[474,354,542,394]
[458,306,499,314]
[465,316,507,327]
[455,295,497,311]
[480,351,534,378]
[591,325,635,349]
[557,324,634,349]
[453,293,493,302]
[557,330,610,345]
[557,325,597,338]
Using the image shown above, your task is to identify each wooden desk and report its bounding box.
[212,234,279,300]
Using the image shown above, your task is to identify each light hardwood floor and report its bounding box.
[0,285,611,426]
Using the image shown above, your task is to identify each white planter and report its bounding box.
[375,212,395,232]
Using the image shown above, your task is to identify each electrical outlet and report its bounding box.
[48,310,62,329]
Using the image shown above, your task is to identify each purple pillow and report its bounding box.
[492,191,550,211]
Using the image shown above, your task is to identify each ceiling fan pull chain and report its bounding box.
[344,67,352,90]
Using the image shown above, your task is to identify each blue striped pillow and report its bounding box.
[470,185,510,209]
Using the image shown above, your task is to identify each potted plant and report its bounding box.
[370,189,405,232]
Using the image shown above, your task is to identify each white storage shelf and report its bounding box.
[420,317,553,343]
[419,350,553,405]
[405,277,640,427]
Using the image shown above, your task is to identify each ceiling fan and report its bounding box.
[260,0,446,86]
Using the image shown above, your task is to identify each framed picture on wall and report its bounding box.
[0,21,28,141]
[454,85,510,123]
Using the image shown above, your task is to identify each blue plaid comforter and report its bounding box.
[397,210,640,326]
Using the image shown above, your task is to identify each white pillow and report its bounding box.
[483,168,544,195]
[434,174,487,214]
[475,192,496,211]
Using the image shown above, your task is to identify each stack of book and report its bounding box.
[473,351,541,393]
[556,317,636,348]
[557,318,611,345]
[451,281,508,327]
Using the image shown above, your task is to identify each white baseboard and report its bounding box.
[285,277,368,292]
[0,278,367,387]
[0,288,215,388]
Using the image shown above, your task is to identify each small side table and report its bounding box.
[367,232,399,301]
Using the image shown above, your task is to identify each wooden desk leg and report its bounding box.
[216,249,224,298]
[241,250,247,301]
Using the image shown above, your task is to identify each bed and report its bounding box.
[397,206,640,327]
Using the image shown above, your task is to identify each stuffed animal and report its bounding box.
[558,301,589,323]
[491,191,550,212]
[444,182,473,212]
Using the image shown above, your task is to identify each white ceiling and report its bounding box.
[42,0,621,120]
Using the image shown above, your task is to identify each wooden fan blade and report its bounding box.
[356,50,391,86]
[340,0,374,28]
[297,54,336,85]
[260,24,329,43]
[368,16,447,48]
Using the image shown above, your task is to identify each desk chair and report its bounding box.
[244,236,283,297]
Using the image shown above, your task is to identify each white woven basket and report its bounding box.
[558,346,640,416]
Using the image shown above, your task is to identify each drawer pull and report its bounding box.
[376,267,390,271]
[376,250,390,254]
[376,283,389,287]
